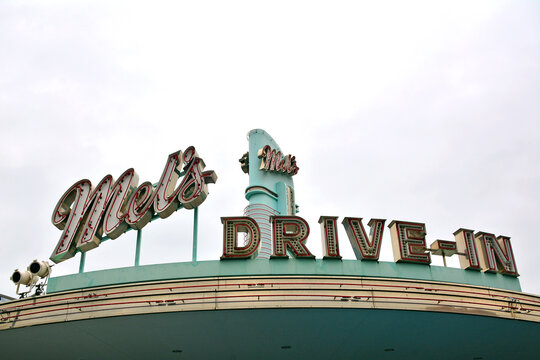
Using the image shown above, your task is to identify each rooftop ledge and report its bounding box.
[46,259,521,294]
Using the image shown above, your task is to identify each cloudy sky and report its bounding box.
[1,1,538,297]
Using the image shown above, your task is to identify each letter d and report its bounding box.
[221,217,261,259]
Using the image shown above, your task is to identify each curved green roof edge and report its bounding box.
[46,259,521,294]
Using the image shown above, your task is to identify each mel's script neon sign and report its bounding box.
[50,147,217,263]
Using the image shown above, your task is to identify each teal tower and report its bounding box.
[241,129,298,259]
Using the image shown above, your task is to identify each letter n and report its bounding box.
[475,232,519,276]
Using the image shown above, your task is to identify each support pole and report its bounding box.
[135,229,142,266]
[192,207,199,262]
[79,252,86,273]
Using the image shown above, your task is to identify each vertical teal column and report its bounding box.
[244,129,297,259]
[192,207,198,262]
[78,252,86,273]
[135,229,142,266]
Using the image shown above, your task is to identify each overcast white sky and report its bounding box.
[1,1,539,297]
